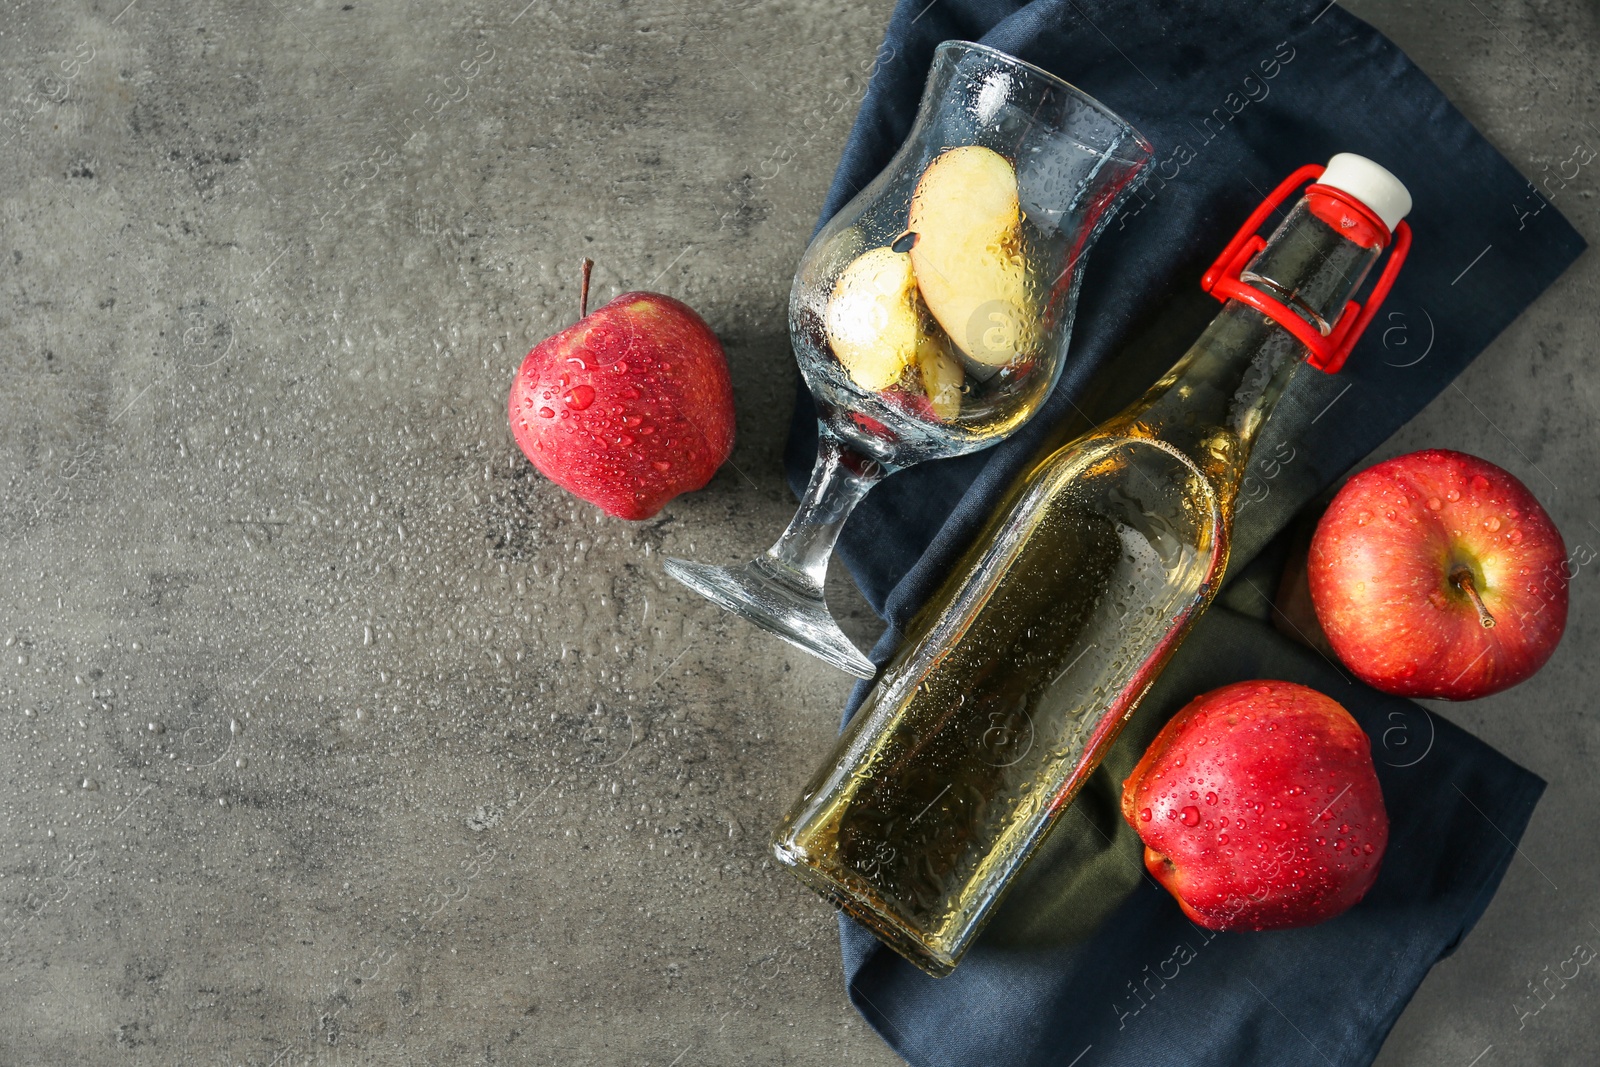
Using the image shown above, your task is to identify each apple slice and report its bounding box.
[824,246,921,392]
[908,146,1038,369]
[916,330,964,421]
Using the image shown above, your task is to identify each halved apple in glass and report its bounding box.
[916,330,964,421]
[825,245,966,422]
[824,245,923,392]
[907,145,1038,372]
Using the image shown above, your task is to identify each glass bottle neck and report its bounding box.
[1117,194,1387,467]
[1129,303,1304,458]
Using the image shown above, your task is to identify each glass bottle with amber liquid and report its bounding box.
[772,155,1414,976]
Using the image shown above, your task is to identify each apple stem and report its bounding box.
[1452,568,1496,629]
[578,257,594,318]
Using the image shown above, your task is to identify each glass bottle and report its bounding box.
[771,156,1413,976]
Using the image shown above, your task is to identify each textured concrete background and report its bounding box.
[0,1,1593,1065]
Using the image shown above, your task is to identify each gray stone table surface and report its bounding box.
[0,1,1593,1064]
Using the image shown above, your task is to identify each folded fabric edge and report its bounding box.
[1349,768,1547,1066]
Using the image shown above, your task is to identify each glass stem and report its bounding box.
[763,424,886,597]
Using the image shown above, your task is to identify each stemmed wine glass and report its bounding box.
[666,41,1154,677]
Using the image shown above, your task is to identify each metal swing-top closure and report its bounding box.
[1200,158,1413,374]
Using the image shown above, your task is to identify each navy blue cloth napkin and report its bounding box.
[780,2,1587,1065]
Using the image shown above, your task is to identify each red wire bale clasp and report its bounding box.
[1200,163,1413,374]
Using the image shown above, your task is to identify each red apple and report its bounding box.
[1308,449,1567,700]
[1122,680,1388,931]
[510,261,735,521]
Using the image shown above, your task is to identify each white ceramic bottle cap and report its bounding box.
[1317,153,1412,232]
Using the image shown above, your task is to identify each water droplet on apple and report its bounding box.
[1363,842,1374,854]
[1181,806,1201,827]
[1139,807,1152,822]
[1486,516,1501,531]
[616,434,634,448]
[1446,487,1461,501]
[1427,497,1442,511]
[565,384,596,410]
[1509,529,1523,544]
[538,407,555,418]
[652,461,671,473]
[1205,791,1217,805]
[1472,475,1489,493]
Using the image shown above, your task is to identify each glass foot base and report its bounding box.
[663,557,877,679]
